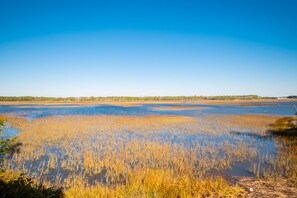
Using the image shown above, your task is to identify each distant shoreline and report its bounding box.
[0,98,296,107]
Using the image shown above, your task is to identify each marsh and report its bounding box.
[1,101,297,197]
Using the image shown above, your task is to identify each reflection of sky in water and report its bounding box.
[0,102,296,119]
[14,130,276,178]
[1,124,19,139]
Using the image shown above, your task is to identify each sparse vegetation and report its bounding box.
[269,117,297,182]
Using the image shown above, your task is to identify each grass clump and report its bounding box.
[65,170,244,198]
[0,170,64,198]
[270,116,297,136]
[267,117,297,183]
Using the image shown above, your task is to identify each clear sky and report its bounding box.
[0,0,296,97]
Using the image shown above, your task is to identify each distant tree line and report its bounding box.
[0,95,278,102]
[287,96,297,99]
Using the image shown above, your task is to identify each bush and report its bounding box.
[0,170,64,198]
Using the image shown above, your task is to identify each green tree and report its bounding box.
[0,120,20,163]
[0,119,5,157]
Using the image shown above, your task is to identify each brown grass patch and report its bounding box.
[203,115,279,135]
[237,177,297,198]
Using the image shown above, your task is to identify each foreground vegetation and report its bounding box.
[1,114,297,197]
[0,170,63,198]
[2,115,253,197]
[0,118,63,198]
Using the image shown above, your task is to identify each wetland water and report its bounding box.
[0,102,296,119]
[1,101,296,187]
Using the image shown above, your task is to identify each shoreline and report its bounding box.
[0,99,296,106]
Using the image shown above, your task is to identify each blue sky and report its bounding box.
[0,0,296,97]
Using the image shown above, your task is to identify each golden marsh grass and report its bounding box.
[2,114,297,197]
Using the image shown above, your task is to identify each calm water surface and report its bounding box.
[0,101,296,119]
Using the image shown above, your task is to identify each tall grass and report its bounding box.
[3,114,296,197]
